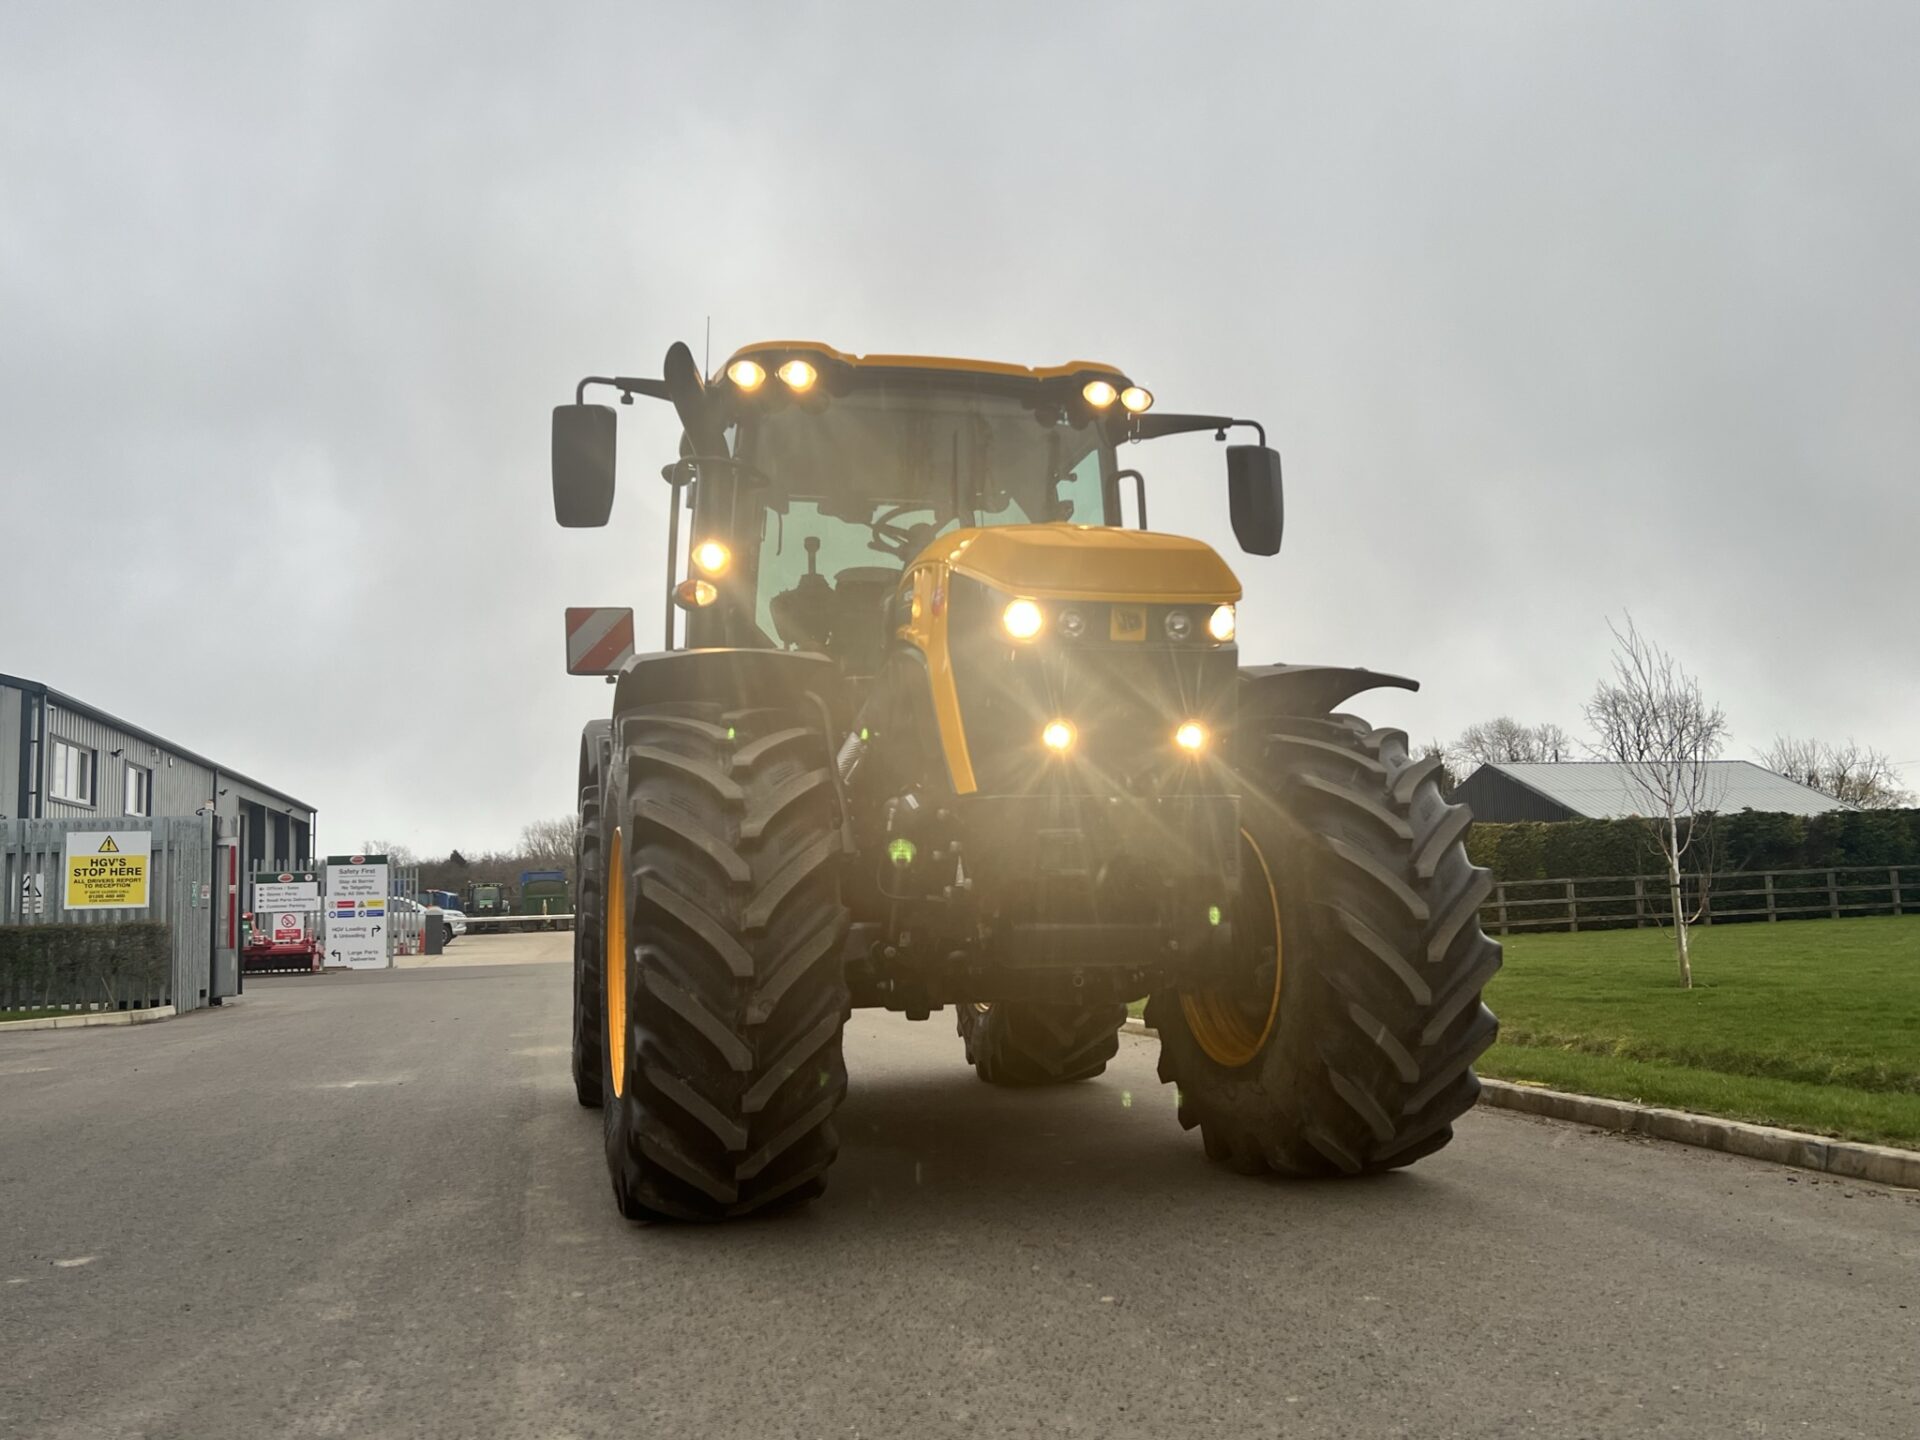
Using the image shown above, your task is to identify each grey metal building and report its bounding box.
[1454,760,1849,824]
[0,673,317,873]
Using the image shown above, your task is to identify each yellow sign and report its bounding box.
[63,830,152,909]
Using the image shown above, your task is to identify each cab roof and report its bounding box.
[722,339,1129,385]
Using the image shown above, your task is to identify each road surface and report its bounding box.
[4,935,1915,1439]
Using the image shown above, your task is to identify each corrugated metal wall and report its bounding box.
[0,816,213,1012]
[37,699,218,822]
[0,686,20,819]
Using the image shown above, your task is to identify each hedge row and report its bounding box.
[0,923,171,1011]
[1464,808,1920,884]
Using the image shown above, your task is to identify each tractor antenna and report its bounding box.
[704,315,712,382]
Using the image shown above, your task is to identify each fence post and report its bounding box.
[1634,876,1646,928]
[1765,872,1777,923]
[1827,870,1839,920]
[1494,881,1509,937]
[1565,879,1578,933]
[1894,868,1904,918]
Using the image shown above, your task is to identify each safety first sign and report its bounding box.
[63,829,152,909]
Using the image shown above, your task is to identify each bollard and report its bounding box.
[423,908,444,956]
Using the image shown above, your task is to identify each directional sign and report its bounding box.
[63,829,152,909]
[325,854,391,969]
[255,871,321,912]
[566,606,635,675]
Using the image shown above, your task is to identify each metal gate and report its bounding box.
[0,817,214,1013]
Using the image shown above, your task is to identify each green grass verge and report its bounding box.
[1128,915,1920,1146]
[0,1007,86,1023]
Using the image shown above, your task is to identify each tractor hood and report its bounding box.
[920,524,1242,604]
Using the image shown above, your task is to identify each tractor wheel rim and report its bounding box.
[605,827,627,1097]
[1182,828,1283,1068]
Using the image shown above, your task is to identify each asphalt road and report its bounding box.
[4,938,1915,1440]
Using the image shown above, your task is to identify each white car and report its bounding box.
[441,908,469,939]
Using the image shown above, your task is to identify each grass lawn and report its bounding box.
[1481,916,1920,1147]
[1,1007,85,1023]
[1126,916,1920,1147]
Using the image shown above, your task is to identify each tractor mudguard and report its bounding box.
[611,647,848,732]
[1239,663,1419,719]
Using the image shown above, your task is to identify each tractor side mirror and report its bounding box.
[552,404,617,527]
[1226,445,1284,556]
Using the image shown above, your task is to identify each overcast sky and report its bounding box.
[4,1,1917,856]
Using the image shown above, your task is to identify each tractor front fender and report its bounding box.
[1239,663,1419,720]
[611,648,848,737]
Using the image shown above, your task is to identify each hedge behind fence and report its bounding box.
[0,923,171,1011]
[1465,808,1920,884]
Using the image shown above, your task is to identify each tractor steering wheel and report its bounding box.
[867,505,941,563]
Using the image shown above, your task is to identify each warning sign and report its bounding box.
[63,829,153,909]
[325,854,391,969]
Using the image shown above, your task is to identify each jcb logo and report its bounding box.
[1110,606,1145,641]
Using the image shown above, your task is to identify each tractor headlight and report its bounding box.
[1207,604,1236,642]
[1058,607,1087,639]
[1042,719,1077,753]
[777,359,818,393]
[1002,598,1044,640]
[692,540,731,577]
[1081,379,1118,409]
[1164,609,1194,642]
[726,359,766,391]
[1120,385,1153,413]
[1174,721,1208,754]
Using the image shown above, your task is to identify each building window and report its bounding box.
[50,738,95,805]
[125,764,153,816]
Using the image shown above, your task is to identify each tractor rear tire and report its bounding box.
[600,701,850,1221]
[957,1002,1127,1085]
[571,719,612,1108]
[1148,714,1500,1176]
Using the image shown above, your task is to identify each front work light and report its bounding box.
[1164,609,1194,642]
[1120,386,1153,413]
[692,540,731,576]
[1207,603,1236,642]
[1042,719,1077,753]
[1175,722,1208,754]
[1002,598,1044,640]
[1082,379,1118,409]
[726,358,766,391]
[674,578,718,609]
[778,358,818,392]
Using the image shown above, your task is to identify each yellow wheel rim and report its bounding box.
[1182,829,1283,1068]
[605,827,627,1098]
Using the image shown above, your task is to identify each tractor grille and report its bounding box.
[948,577,1238,797]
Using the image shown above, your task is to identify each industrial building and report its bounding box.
[1454,759,1848,824]
[0,672,317,872]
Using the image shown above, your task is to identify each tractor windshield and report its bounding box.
[734,382,1112,653]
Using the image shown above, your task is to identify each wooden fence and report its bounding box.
[1480,865,1910,935]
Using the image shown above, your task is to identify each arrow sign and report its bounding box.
[372,925,382,937]
[330,949,341,961]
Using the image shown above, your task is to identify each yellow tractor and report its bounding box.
[553,340,1499,1222]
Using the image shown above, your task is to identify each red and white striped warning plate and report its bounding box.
[565,607,636,675]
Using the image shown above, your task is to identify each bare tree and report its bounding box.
[1583,615,1729,989]
[1448,716,1578,773]
[1419,739,1461,798]
[519,816,582,884]
[360,839,418,867]
[1759,735,1914,809]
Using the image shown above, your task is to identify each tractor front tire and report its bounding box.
[957,1002,1127,1085]
[1149,714,1501,1176]
[600,701,851,1221]
[570,719,612,1108]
